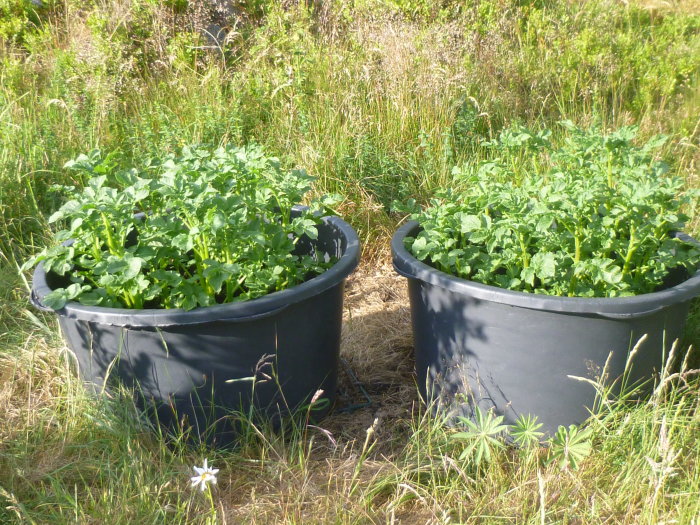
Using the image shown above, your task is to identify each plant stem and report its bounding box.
[574,233,582,264]
[100,212,121,256]
[622,225,638,277]
[518,233,530,268]
[226,275,245,302]
[122,290,138,309]
[568,227,583,296]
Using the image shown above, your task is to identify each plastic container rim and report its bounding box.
[32,214,360,327]
[392,220,700,317]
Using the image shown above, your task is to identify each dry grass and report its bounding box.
[632,0,700,15]
[332,258,416,448]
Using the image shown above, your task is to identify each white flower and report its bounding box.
[190,459,219,492]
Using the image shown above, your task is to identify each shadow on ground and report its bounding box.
[322,262,419,452]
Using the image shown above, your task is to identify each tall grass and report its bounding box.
[2,0,699,257]
[1,330,698,523]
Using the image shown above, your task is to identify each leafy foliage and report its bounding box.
[26,145,338,310]
[0,0,58,44]
[547,424,594,471]
[402,123,700,297]
[510,413,544,448]
[451,406,508,465]
[450,409,593,471]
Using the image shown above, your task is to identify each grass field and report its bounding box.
[1,0,699,523]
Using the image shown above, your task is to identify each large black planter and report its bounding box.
[392,221,700,434]
[31,214,360,444]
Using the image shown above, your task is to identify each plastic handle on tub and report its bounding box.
[594,305,666,320]
[136,303,292,328]
[214,303,290,324]
[392,263,416,280]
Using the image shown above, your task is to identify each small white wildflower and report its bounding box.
[190,459,219,492]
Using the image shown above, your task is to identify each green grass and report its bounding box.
[1,0,700,523]
[1,332,698,523]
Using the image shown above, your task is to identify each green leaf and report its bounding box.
[292,217,319,240]
[547,425,593,470]
[78,289,109,306]
[151,270,183,287]
[451,407,508,467]
[520,267,536,287]
[211,211,226,232]
[532,252,557,279]
[535,215,553,233]
[411,236,429,259]
[460,214,482,233]
[171,233,193,252]
[123,256,144,280]
[125,184,150,202]
[203,262,239,293]
[42,289,68,310]
[64,283,87,299]
[510,414,544,448]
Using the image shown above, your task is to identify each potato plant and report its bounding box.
[27,145,338,310]
[402,123,700,297]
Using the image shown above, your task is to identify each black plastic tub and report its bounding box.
[392,220,700,434]
[31,214,360,445]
